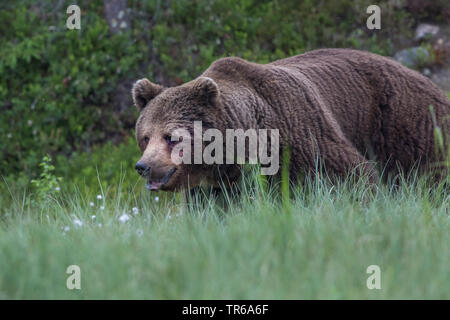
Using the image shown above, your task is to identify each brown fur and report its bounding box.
[133,48,450,191]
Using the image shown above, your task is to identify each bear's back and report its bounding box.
[204,49,449,177]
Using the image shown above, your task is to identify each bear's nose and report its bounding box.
[135,162,149,176]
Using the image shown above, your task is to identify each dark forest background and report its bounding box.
[1,0,449,190]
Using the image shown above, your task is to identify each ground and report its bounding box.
[0,169,448,299]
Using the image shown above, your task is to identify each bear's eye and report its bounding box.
[143,136,150,144]
[164,134,178,147]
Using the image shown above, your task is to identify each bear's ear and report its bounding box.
[132,78,164,112]
[192,77,219,105]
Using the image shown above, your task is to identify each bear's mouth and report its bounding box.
[145,167,177,191]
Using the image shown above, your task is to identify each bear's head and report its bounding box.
[132,76,226,191]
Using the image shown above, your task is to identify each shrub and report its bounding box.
[30,155,62,201]
[0,0,436,182]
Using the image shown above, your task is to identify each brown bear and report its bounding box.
[132,48,449,192]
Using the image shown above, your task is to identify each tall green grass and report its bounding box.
[0,166,448,299]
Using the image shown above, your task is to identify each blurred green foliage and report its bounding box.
[0,1,144,182]
[30,154,62,201]
[0,0,447,191]
[55,135,141,195]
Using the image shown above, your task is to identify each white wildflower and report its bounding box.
[89,202,94,207]
[100,206,105,210]
[55,186,61,192]
[132,207,139,215]
[155,196,159,203]
[63,226,70,232]
[73,218,83,228]
[91,215,96,222]
[119,213,130,223]
[97,194,102,200]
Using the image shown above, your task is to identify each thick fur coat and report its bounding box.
[133,49,450,191]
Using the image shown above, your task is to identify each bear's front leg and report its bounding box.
[183,186,226,209]
[299,138,380,185]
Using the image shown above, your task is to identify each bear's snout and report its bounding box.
[135,161,150,177]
